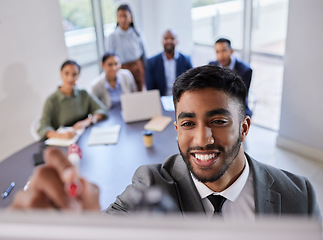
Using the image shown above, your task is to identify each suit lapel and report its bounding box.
[170,155,205,213]
[169,154,283,214]
[247,154,282,214]
[157,54,167,95]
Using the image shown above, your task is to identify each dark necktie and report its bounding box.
[207,194,227,215]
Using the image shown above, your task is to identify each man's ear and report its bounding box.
[174,121,178,131]
[241,116,251,142]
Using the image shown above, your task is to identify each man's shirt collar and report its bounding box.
[191,155,249,202]
[162,50,179,61]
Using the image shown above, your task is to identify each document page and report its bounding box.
[88,124,121,146]
[144,115,172,132]
[45,127,84,147]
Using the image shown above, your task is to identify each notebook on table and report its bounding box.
[121,90,162,123]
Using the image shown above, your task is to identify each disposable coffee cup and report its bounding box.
[143,130,154,147]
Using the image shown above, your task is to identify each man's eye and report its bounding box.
[181,122,195,127]
[211,119,227,125]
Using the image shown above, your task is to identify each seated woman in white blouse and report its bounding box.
[90,52,138,109]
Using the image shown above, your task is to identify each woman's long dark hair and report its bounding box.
[116,4,139,37]
[60,60,81,73]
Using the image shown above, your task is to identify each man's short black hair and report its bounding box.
[215,38,232,48]
[172,65,247,120]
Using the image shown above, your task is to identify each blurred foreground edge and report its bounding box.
[0,210,322,240]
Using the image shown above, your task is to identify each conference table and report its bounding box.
[0,103,179,210]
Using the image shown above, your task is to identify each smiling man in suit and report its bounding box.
[10,65,321,220]
[146,29,193,96]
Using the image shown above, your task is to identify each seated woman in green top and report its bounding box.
[38,60,108,139]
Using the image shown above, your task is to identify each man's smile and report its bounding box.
[191,151,220,167]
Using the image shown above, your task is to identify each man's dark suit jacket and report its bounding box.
[106,153,321,217]
[146,52,193,96]
[209,59,253,117]
[208,58,252,92]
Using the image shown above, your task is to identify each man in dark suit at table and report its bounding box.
[209,38,253,117]
[146,29,193,96]
[10,65,321,219]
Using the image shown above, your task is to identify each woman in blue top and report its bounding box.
[106,4,146,91]
[90,52,137,109]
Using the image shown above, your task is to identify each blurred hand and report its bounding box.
[73,118,91,130]
[60,130,75,139]
[9,147,100,211]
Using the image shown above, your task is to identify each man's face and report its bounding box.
[162,31,178,54]
[174,88,248,185]
[215,42,233,68]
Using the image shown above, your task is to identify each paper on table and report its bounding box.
[88,124,121,146]
[45,127,84,147]
[161,96,175,111]
[144,115,172,132]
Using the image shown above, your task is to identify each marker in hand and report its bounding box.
[66,144,82,198]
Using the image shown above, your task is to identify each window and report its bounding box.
[59,0,99,65]
[251,0,289,56]
[101,0,118,40]
[59,0,118,87]
[192,0,244,49]
[191,0,289,130]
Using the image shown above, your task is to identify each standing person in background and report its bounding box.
[90,52,137,109]
[106,4,146,91]
[209,38,253,117]
[37,60,107,140]
[146,29,193,96]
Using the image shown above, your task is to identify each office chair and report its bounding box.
[30,117,41,141]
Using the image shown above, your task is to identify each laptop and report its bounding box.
[121,90,162,123]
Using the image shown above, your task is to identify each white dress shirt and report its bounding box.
[162,51,179,96]
[191,155,255,219]
[218,55,236,70]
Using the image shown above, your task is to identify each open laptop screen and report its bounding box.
[121,90,162,123]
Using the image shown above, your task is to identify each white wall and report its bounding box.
[129,0,193,58]
[277,0,323,162]
[0,1,67,161]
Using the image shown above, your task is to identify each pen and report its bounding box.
[1,182,15,199]
[66,144,82,198]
